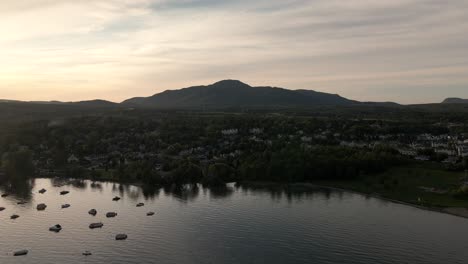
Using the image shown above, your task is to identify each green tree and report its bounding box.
[2,149,35,180]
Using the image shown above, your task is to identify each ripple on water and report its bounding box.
[1,179,468,264]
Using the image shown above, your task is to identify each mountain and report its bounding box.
[442,98,468,104]
[122,80,357,108]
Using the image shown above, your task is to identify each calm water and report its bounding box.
[0,178,467,264]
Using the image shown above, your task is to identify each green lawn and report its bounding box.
[315,166,468,208]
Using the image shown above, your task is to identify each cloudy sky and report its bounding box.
[0,0,467,104]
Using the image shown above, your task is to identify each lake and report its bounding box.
[0,178,467,264]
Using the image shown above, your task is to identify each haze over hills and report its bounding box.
[122,80,357,108]
[0,99,116,106]
[442,98,468,104]
[1,80,466,109]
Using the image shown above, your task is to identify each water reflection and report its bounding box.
[2,178,468,264]
[0,177,34,201]
[163,184,200,202]
[208,184,234,199]
[140,184,161,199]
[235,182,343,204]
[89,181,103,191]
[0,176,347,205]
[69,179,87,189]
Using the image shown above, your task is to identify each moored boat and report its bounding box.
[49,224,62,232]
[89,222,104,229]
[14,250,28,256]
[115,234,128,240]
[36,203,47,210]
[88,209,97,216]
[106,212,117,218]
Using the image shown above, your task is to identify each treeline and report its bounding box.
[0,148,35,182]
[103,145,405,186]
[236,146,405,182]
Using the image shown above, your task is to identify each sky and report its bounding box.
[0,0,467,104]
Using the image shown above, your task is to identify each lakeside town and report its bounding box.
[2,115,466,181]
[55,129,468,173]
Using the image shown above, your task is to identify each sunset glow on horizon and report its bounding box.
[1,0,468,104]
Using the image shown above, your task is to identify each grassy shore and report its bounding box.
[315,165,468,208]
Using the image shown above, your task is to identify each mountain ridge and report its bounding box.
[122,80,358,108]
[5,80,463,108]
[442,98,468,104]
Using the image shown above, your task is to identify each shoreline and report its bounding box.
[239,181,468,219]
[31,177,468,219]
[309,183,468,219]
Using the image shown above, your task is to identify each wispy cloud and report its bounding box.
[0,0,467,103]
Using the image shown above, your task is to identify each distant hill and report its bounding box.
[69,99,117,107]
[442,98,468,104]
[0,99,116,107]
[122,80,357,108]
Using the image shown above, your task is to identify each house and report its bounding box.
[415,155,430,161]
[67,154,79,164]
[457,145,468,157]
[442,157,459,164]
[314,134,327,140]
[340,141,368,148]
[221,129,238,136]
[434,148,456,156]
[398,149,416,156]
[249,128,263,134]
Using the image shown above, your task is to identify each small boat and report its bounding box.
[61,204,71,209]
[17,201,27,205]
[0,207,5,211]
[39,188,47,194]
[36,203,47,211]
[60,191,69,195]
[89,222,104,229]
[10,214,20,219]
[88,209,97,216]
[82,251,92,256]
[147,212,155,216]
[106,212,117,218]
[49,224,62,232]
[115,234,128,240]
[14,250,28,256]
[112,196,121,201]
[136,203,145,207]
[1,193,9,198]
